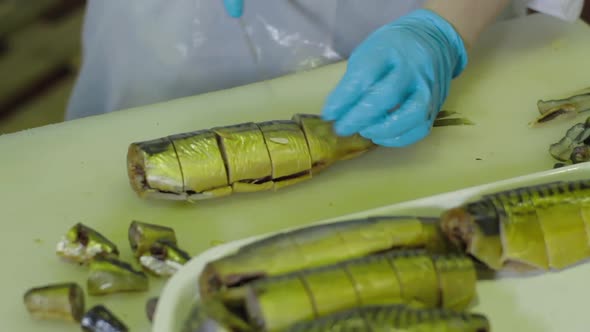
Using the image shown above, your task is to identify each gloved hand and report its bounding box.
[223,0,244,18]
[321,9,468,147]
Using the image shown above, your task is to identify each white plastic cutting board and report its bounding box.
[1,13,589,332]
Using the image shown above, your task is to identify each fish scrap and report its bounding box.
[145,297,159,323]
[127,113,473,202]
[530,89,590,127]
[547,116,590,167]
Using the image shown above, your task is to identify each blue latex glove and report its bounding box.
[223,0,243,18]
[321,9,468,147]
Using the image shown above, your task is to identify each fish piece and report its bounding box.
[492,189,549,269]
[212,123,273,193]
[81,305,128,332]
[128,220,190,276]
[23,282,85,323]
[128,113,473,202]
[282,305,490,332]
[199,216,455,297]
[433,253,478,310]
[389,251,439,308]
[169,130,233,200]
[291,114,375,173]
[128,220,177,257]
[87,257,149,295]
[530,182,590,269]
[441,179,590,271]
[139,239,191,276]
[292,114,372,167]
[236,250,475,331]
[127,137,185,200]
[584,208,590,247]
[181,296,254,332]
[344,254,402,306]
[257,120,312,189]
[245,274,316,331]
[56,223,119,264]
[572,185,590,246]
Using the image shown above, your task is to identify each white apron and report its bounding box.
[64,0,583,120]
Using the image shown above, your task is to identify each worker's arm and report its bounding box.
[321,2,510,147]
[424,0,511,50]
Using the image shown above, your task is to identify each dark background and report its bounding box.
[537,1,590,21]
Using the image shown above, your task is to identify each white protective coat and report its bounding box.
[64,0,583,120]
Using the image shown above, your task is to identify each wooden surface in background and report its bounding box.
[0,0,84,135]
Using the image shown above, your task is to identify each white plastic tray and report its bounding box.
[153,163,590,332]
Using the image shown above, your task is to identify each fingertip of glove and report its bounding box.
[321,103,341,122]
[372,138,409,148]
[333,121,358,137]
[321,114,335,122]
[320,111,335,122]
[333,125,349,137]
[372,129,429,148]
[358,127,376,140]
